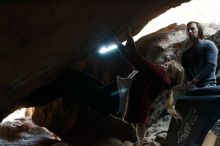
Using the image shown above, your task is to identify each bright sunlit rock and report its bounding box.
[2,108,34,123]
[134,0,220,41]
[98,0,220,54]
[2,108,26,123]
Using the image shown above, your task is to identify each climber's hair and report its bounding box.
[164,60,184,119]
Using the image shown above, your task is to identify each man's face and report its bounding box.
[186,23,199,41]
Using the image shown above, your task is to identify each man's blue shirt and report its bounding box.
[182,40,218,87]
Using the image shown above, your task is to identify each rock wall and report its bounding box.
[79,23,220,83]
[0,0,190,112]
[30,23,220,146]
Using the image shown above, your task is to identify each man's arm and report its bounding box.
[195,41,218,82]
[113,28,163,77]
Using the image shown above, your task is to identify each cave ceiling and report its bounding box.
[0,0,190,108]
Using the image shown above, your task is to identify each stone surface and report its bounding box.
[79,23,220,84]
[0,117,62,145]
[32,98,136,146]
[0,0,190,115]
[1,22,220,146]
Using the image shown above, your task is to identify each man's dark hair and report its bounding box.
[187,21,204,39]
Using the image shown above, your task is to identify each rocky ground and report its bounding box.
[0,109,171,146]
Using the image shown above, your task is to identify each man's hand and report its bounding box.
[185,78,198,89]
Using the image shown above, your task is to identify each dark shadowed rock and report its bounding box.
[0,0,190,117]
[32,98,136,146]
[1,2,220,144]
